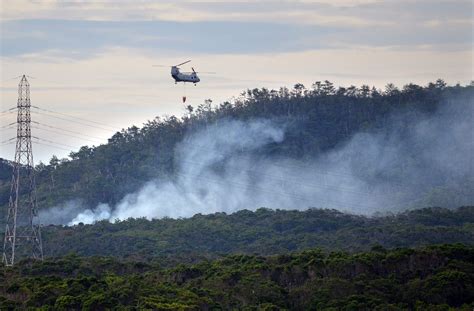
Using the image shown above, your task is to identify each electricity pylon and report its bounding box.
[3,75,43,266]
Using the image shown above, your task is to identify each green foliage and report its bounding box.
[39,207,474,263]
[0,244,472,309]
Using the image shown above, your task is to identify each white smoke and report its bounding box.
[38,200,84,225]
[41,99,473,226]
[69,203,111,224]
[69,119,288,224]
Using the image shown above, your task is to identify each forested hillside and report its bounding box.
[1,244,472,309]
[41,207,474,263]
[0,80,472,220]
[0,82,473,309]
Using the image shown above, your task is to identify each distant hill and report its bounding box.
[1,80,473,218]
[41,207,474,263]
[1,243,473,309]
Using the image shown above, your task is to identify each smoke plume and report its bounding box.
[39,99,473,225]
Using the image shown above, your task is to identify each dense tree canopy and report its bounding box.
[0,244,473,310]
[40,207,474,263]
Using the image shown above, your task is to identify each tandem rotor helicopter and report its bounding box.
[154,60,214,103]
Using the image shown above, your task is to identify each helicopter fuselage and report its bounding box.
[171,66,200,84]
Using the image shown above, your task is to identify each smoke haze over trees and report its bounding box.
[0,80,472,225]
[40,207,474,261]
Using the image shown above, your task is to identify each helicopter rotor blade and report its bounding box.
[175,60,191,67]
[191,67,196,73]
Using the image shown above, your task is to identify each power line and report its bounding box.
[0,76,23,84]
[33,141,73,152]
[32,125,103,144]
[32,121,108,140]
[0,137,15,144]
[0,107,16,118]
[1,122,16,128]
[32,136,78,149]
[0,141,15,147]
[0,107,16,114]
[31,105,121,131]
[0,123,17,131]
[31,110,119,132]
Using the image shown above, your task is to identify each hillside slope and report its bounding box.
[41,207,474,263]
[1,80,472,219]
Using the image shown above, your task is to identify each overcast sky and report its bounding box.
[0,0,472,163]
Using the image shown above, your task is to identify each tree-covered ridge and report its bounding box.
[0,80,472,212]
[1,244,473,310]
[41,207,474,262]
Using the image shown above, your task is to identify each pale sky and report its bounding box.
[0,0,473,163]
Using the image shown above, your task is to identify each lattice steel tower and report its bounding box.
[3,75,43,266]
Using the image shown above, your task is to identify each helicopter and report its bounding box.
[153,60,215,103]
[171,60,201,85]
[154,60,201,85]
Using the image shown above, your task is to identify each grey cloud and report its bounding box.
[2,0,471,58]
